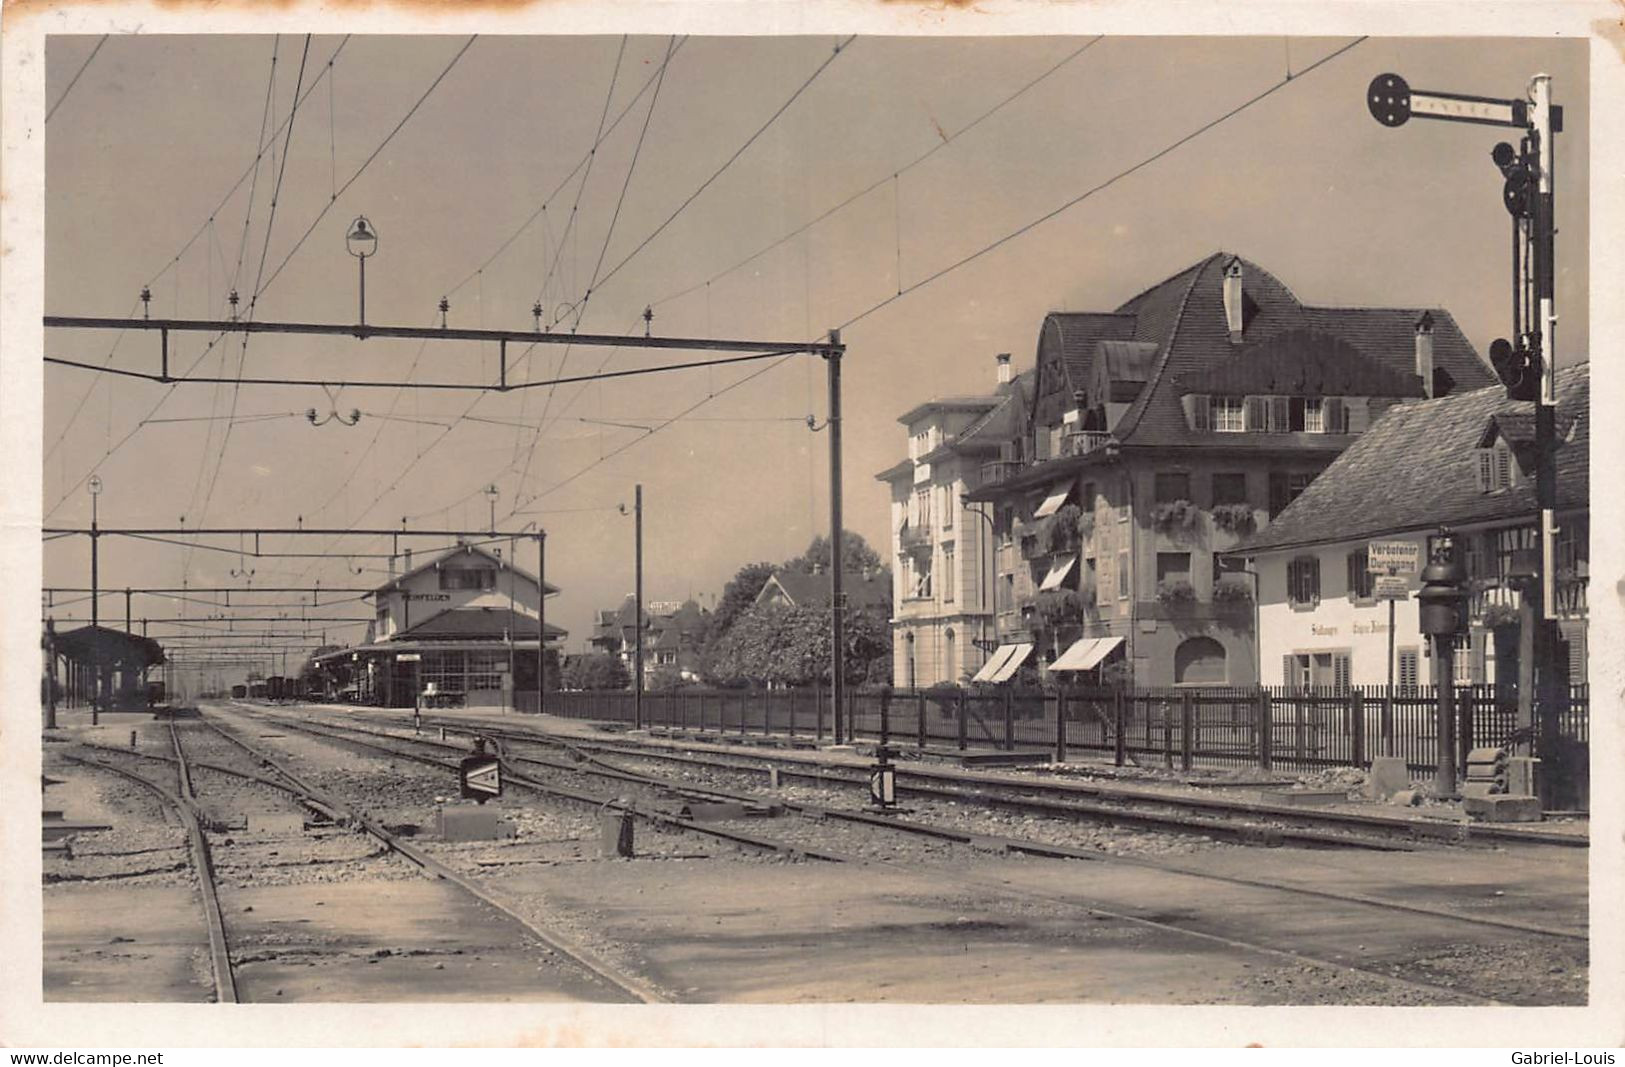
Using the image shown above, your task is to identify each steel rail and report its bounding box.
[242,710,1524,1005]
[277,710,1588,943]
[75,740,344,823]
[59,751,239,1003]
[544,734,1592,945]
[230,708,853,864]
[433,722,1421,852]
[197,713,665,1003]
[530,720,1586,849]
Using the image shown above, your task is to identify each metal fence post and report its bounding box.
[1258,688,1274,772]
[956,691,968,751]
[1113,688,1127,767]
[1350,688,1366,767]
[917,691,927,750]
[1004,688,1015,751]
[1381,688,1395,757]
[816,683,825,742]
[1293,693,1307,762]
[1055,690,1067,763]
[1162,697,1174,770]
[1457,684,1473,771]
[1180,690,1194,773]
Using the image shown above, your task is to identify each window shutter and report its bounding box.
[1347,398,1370,434]
[1283,654,1296,689]
[1245,396,1268,432]
[1190,395,1211,431]
[1333,652,1351,693]
[1308,558,1320,602]
[1326,397,1347,434]
[1346,552,1358,600]
[1496,445,1513,489]
[1269,396,1291,433]
[1477,450,1493,493]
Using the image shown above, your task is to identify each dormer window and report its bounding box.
[1211,396,1245,432]
[1477,441,1516,493]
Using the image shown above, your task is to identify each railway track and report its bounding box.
[189,710,665,1002]
[58,745,238,1003]
[407,711,1585,850]
[235,704,1586,1004]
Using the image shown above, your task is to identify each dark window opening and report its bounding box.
[1154,472,1191,503]
[1211,472,1247,507]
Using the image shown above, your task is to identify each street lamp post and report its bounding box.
[345,216,378,330]
[484,483,499,535]
[620,486,644,729]
[88,474,102,725]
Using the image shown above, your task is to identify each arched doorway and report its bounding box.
[1175,635,1227,685]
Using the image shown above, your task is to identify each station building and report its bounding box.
[1234,363,1589,689]
[311,543,566,708]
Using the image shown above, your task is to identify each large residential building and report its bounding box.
[875,355,1030,687]
[962,252,1497,687]
[589,597,712,686]
[311,542,566,707]
[1233,363,1588,690]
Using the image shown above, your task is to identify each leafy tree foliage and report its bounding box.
[706,599,891,687]
[782,531,885,575]
[562,652,630,691]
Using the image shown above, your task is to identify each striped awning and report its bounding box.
[1033,483,1073,519]
[1039,555,1077,592]
[1049,636,1125,672]
[970,644,1017,683]
[987,643,1034,683]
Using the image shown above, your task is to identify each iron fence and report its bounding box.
[543,682,1588,782]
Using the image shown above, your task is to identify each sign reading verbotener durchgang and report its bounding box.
[1368,541,1421,574]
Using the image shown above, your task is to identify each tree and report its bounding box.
[782,531,885,575]
[562,653,630,691]
[705,599,892,688]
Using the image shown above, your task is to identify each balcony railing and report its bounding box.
[980,459,1024,486]
[1061,431,1112,458]
[899,523,934,551]
[1554,573,1588,617]
[1469,574,1588,620]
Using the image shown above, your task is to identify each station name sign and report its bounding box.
[403,593,452,602]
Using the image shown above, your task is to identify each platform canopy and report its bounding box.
[50,625,164,668]
[1049,636,1125,672]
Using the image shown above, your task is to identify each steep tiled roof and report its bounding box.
[1043,312,1137,391]
[759,570,891,611]
[370,543,558,598]
[1176,329,1424,397]
[1102,253,1496,446]
[1235,363,1588,554]
[398,607,567,641]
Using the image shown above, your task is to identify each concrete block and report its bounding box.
[599,811,634,857]
[435,804,510,841]
[1460,782,1501,800]
[1463,794,1543,823]
[1364,757,1412,800]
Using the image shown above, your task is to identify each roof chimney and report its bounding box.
[1415,311,1435,399]
[1222,257,1244,342]
[995,352,1012,386]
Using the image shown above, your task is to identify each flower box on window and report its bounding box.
[1150,499,1201,536]
[1210,503,1256,536]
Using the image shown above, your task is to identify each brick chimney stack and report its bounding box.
[996,353,1012,386]
[1222,257,1244,342]
[1415,311,1435,399]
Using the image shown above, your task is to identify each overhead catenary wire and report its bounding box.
[519,36,1368,510]
[44,36,469,522]
[650,36,1103,314]
[45,35,109,125]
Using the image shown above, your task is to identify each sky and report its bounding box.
[39,33,1590,685]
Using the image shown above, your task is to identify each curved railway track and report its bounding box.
[233,704,1587,1004]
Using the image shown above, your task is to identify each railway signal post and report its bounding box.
[1368,70,1567,806]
